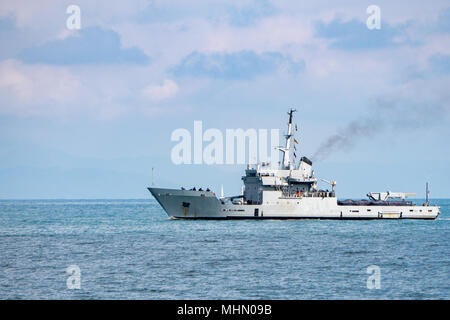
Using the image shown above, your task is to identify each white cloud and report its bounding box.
[115,15,314,67]
[0,59,82,116]
[2,0,450,121]
[0,60,185,119]
[141,79,179,101]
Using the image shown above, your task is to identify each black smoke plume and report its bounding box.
[311,95,450,162]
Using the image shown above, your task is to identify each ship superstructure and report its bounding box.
[148,110,439,220]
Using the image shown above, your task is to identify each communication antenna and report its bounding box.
[220,185,224,199]
[426,182,430,206]
[152,167,155,186]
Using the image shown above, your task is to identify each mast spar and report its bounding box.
[277,108,296,170]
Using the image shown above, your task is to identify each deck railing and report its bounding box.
[281,191,335,198]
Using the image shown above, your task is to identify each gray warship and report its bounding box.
[149,110,440,220]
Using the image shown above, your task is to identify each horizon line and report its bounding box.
[0,197,447,201]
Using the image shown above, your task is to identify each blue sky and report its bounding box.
[0,0,449,199]
[18,26,150,65]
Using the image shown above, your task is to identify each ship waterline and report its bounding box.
[149,109,440,220]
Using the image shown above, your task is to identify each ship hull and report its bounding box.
[148,187,440,220]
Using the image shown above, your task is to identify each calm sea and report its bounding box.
[0,199,449,299]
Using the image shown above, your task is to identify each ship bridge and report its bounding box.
[241,109,324,205]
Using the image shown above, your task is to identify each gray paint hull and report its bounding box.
[148,187,440,220]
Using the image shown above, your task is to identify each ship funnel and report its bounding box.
[299,157,313,178]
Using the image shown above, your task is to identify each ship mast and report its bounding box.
[276,108,296,170]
